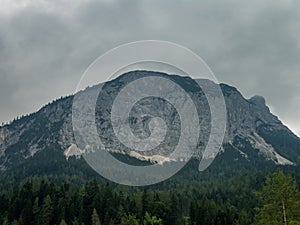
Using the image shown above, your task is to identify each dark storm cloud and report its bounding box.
[0,0,299,135]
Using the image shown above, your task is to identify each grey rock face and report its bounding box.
[0,71,299,169]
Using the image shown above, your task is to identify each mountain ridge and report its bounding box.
[0,70,299,174]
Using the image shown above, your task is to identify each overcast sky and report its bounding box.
[0,0,300,136]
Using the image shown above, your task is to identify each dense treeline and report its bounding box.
[0,178,252,225]
[1,170,299,225]
[1,151,299,225]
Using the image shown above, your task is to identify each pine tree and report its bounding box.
[39,195,53,225]
[254,171,300,225]
[71,217,81,225]
[92,208,101,225]
[121,214,139,225]
[32,197,40,225]
[142,190,151,217]
[143,212,163,225]
[168,193,181,225]
[2,216,9,225]
[11,220,19,225]
[60,219,68,225]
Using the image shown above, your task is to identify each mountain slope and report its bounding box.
[0,71,299,179]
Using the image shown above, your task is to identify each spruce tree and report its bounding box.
[59,219,68,225]
[39,195,53,225]
[92,208,101,225]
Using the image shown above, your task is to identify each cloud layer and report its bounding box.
[0,0,300,135]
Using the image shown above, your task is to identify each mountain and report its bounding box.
[0,70,299,183]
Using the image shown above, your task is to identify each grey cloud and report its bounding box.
[0,0,299,136]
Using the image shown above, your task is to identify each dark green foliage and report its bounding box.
[121,214,139,225]
[253,171,300,225]
[143,212,163,225]
[60,219,68,225]
[92,208,101,225]
[0,151,299,225]
[0,171,295,225]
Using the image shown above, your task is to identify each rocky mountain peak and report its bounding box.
[249,95,266,106]
[0,71,299,171]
